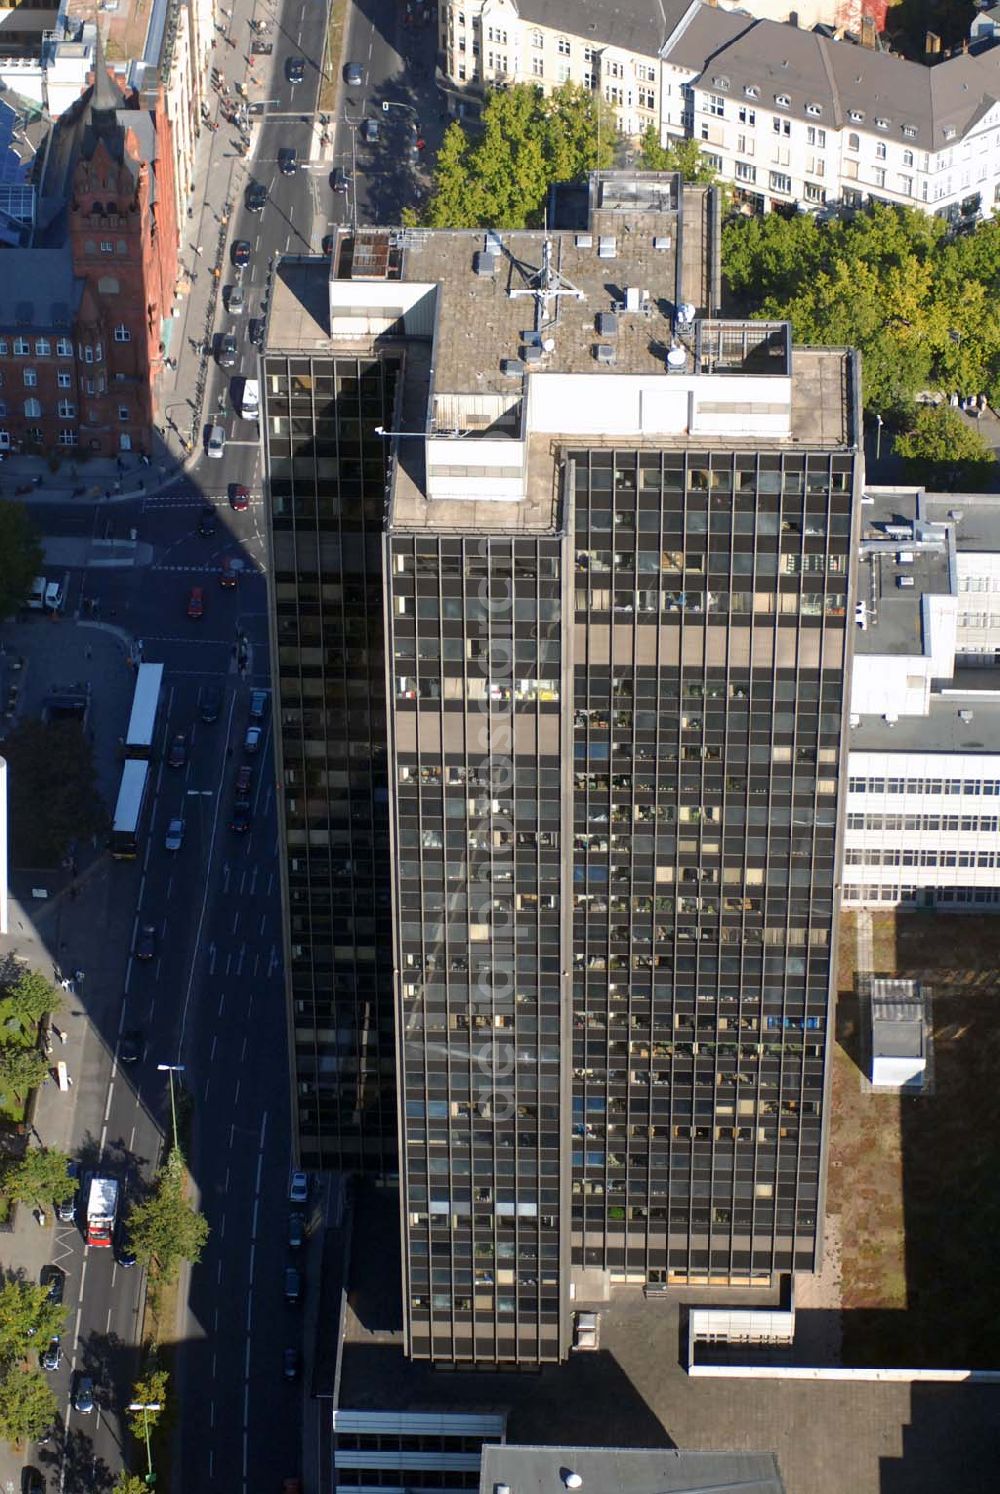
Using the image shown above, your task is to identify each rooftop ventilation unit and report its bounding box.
[522,344,543,364]
[959,709,974,723]
[676,302,696,327]
[485,229,503,254]
[598,236,617,259]
[624,286,643,312]
[666,345,687,372]
[594,343,615,364]
[473,250,497,277]
[500,358,523,377]
[596,311,617,337]
[575,233,593,248]
[849,713,861,728]
[652,235,671,250]
[521,330,541,347]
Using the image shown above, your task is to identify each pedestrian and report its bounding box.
[73,968,84,983]
[52,1024,64,1043]
[66,1075,73,1088]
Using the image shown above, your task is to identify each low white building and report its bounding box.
[844,486,1000,910]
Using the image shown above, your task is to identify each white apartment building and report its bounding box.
[844,487,1000,910]
[441,0,1000,225]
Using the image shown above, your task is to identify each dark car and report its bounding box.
[200,684,222,723]
[288,1211,304,1249]
[245,180,267,213]
[285,56,305,84]
[167,732,187,768]
[119,1028,143,1065]
[283,1347,300,1381]
[331,166,349,194]
[40,1265,65,1307]
[232,239,251,269]
[56,1160,78,1223]
[284,1266,302,1304]
[187,585,205,620]
[278,147,297,176]
[198,504,217,537]
[22,1468,44,1494]
[236,765,253,798]
[248,318,265,348]
[72,1375,94,1414]
[135,923,157,960]
[216,333,237,369]
[230,801,252,834]
[361,117,379,144]
[220,556,238,590]
[115,1224,136,1269]
[344,61,363,86]
[229,483,250,511]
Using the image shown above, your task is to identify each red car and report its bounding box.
[229,483,250,511]
[187,586,204,619]
[220,556,238,589]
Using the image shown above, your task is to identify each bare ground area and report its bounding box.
[828,910,1000,1366]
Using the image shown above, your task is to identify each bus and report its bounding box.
[125,662,164,759]
[110,759,150,860]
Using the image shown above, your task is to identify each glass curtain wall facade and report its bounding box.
[568,446,855,1285]
[263,353,399,1174]
[385,533,572,1366]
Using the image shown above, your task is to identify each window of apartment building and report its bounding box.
[100,240,113,253]
[531,29,542,47]
[22,369,36,388]
[704,152,723,171]
[737,133,753,155]
[848,109,863,122]
[488,52,508,72]
[458,36,465,51]
[557,63,570,82]
[606,85,623,106]
[557,36,570,55]
[56,337,72,357]
[638,89,655,111]
[739,105,755,125]
[57,371,71,388]
[0,402,6,417]
[57,399,75,419]
[457,10,465,22]
[85,378,95,395]
[806,125,825,147]
[735,161,756,182]
[637,63,655,81]
[582,69,594,87]
[708,93,725,116]
[806,156,825,176]
[0,340,7,355]
[607,59,622,77]
[23,398,41,417]
[25,427,41,443]
[532,56,543,76]
[744,83,760,98]
[804,181,825,202]
[903,124,917,138]
[847,132,860,151]
[903,149,914,166]
[12,337,28,356]
[58,430,77,446]
[875,141,886,160]
[35,338,50,356]
[770,171,792,193]
[873,166,886,187]
[773,117,790,136]
[775,92,790,108]
[118,405,129,421]
[487,25,506,42]
[875,116,889,129]
[899,175,913,196]
[805,102,822,116]
[114,325,131,343]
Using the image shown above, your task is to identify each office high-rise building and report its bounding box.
[263,176,861,1365]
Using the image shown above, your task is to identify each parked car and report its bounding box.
[288,1211,304,1249]
[284,1266,302,1305]
[72,1375,94,1414]
[278,147,297,176]
[231,239,251,268]
[198,504,217,536]
[200,685,222,723]
[164,817,185,852]
[248,318,265,348]
[243,724,262,754]
[206,424,226,459]
[115,1224,137,1269]
[41,1337,61,1372]
[285,56,305,84]
[236,765,253,798]
[55,1160,78,1223]
[289,1170,309,1204]
[135,923,157,960]
[187,586,205,620]
[229,483,250,511]
[249,689,269,722]
[361,117,379,144]
[283,1347,300,1381]
[216,332,237,369]
[40,1266,65,1307]
[21,1467,44,1494]
[119,1028,144,1065]
[225,283,245,314]
[167,732,187,768]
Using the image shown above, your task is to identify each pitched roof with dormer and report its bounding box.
[517,0,698,57]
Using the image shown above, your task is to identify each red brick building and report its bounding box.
[0,35,178,457]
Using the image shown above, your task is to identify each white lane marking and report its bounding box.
[240,1036,248,1062]
[103,1081,114,1123]
[234,1079,241,1104]
[210,1035,218,1063]
[251,1198,259,1239]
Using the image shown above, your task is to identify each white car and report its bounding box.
[289,1170,309,1204]
[164,818,185,852]
[206,424,225,459]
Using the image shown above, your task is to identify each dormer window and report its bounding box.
[943,126,957,140]
[805,103,822,116]
[775,93,790,109]
[902,124,916,138]
[744,84,759,99]
[875,116,889,130]
[711,75,730,90]
[848,109,863,122]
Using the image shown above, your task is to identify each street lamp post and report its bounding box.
[127,1400,162,1486]
[875,412,884,463]
[156,1064,186,1152]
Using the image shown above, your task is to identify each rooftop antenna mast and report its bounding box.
[508,236,586,335]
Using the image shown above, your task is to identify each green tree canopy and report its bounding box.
[894,404,996,491]
[0,967,60,1039]
[2,1148,75,1211]
[113,1476,151,1494]
[129,1150,209,1285]
[0,1363,57,1445]
[0,502,42,621]
[422,83,615,229]
[0,1046,48,1108]
[639,126,722,188]
[3,717,106,869]
[127,1366,169,1441]
[0,1278,65,1365]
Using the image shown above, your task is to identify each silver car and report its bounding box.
[164,818,184,852]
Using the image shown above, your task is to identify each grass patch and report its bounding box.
[830,910,1000,1366]
[318,0,348,113]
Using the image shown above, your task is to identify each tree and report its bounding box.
[639,126,722,188]
[2,1148,75,1211]
[0,967,60,1039]
[0,1046,48,1108]
[423,83,615,229]
[894,404,996,491]
[0,502,42,621]
[127,1366,168,1440]
[128,1150,209,1285]
[113,1476,151,1494]
[0,1364,57,1445]
[0,1279,65,1366]
[2,717,106,869]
